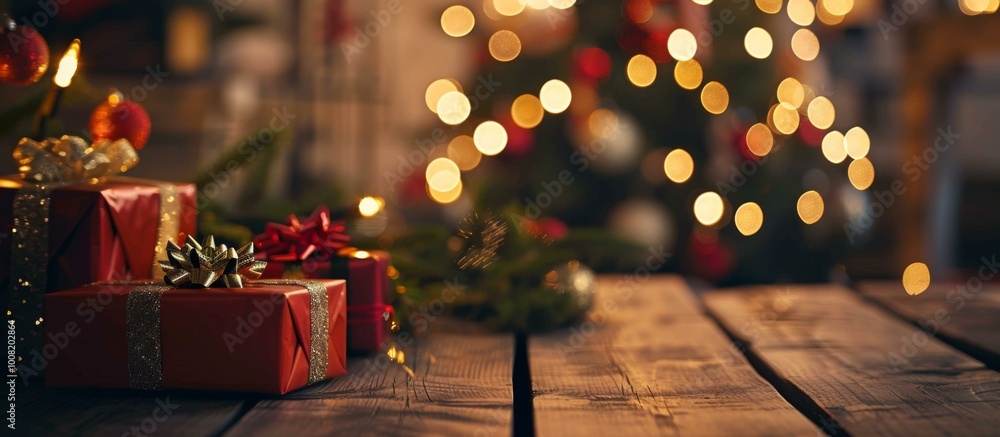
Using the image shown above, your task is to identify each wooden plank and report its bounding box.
[223,331,513,436]
[529,276,818,436]
[705,285,1000,437]
[859,281,1000,369]
[19,384,246,436]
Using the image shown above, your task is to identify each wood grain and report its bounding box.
[858,281,1000,369]
[529,276,818,436]
[19,385,246,436]
[223,332,513,436]
[705,284,1000,437]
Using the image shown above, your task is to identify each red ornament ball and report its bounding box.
[89,95,152,149]
[0,22,50,86]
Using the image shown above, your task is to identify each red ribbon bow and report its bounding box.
[253,206,350,262]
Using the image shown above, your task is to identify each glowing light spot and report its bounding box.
[844,126,870,159]
[746,123,774,156]
[700,81,729,115]
[425,79,460,113]
[354,250,371,259]
[626,0,654,22]
[548,0,576,9]
[540,79,572,114]
[734,202,764,236]
[524,0,551,9]
[436,91,471,125]
[791,28,820,61]
[777,77,805,108]
[358,197,382,217]
[488,30,521,62]
[773,103,801,135]
[797,190,824,224]
[588,109,619,138]
[756,0,782,14]
[693,0,714,4]
[848,157,875,190]
[664,149,694,183]
[511,94,544,129]
[744,27,773,59]
[694,192,725,226]
[429,179,463,204]
[627,54,657,87]
[787,0,816,26]
[667,29,697,61]
[674,59,703,90]
[474,121,508,155]
[54,40,81,88]
[493,0,525,15]
[441,5,475,37]
[986,0,1000,13]
[426,158,461,192]
[823,0,854,15]
[817,0,846,24]
[902,262,930,296]
[821,130,848,164]
[447,135,482,170]
[807,96,835,129]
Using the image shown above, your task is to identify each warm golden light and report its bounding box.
[823,0,854,15]
[744,27,773,59]
[493,0,526,16]
[511,94,545,129]
[674,59,703,90]
[821,130,848,164]
[700,81,729,115]
[847,157,875,190]
[734,202,764,236]
[664,149,694,183]
[796,190,824,224]
[844,126,870,159]
[426,157,462,192]
[588,109,619,138]
[447,135,482,170]
[488,30,522,62]
[817,0,846,24]
[746,123,774,156]
[807,96,835,130]
[667,29,697,61]
[428,179,463,204]
[986,0,1000,13]
[441,5,475,37]
[791,29,820,61]
[474,121,508,155]
[358,196,382,217]
[693,0,714,4]
[54,39,81,88]
[425,79,460,113]
[772,103,800,135]
[540,79,572,114]
[694,192,725,226]
[777,77,805,108]
[626,54,657,87]
[548,0,576,9]
[902,262,930,296]
[524,0,551,9]
[436,91,472,125]
[756,0,782,14]
[787,0,816,25]
[354,250,371,259]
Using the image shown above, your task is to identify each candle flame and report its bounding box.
[53,39,81,88]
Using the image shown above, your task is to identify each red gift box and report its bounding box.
[43,279,346,394]
[259,251,393,354]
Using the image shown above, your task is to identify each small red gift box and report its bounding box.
[43,279,346,394]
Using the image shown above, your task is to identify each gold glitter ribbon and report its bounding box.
[8,183,51,364]
[159,235,267,288]
[122,279,330,389]
[14,136,138,183]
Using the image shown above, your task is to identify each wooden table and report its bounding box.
[22,276,1000,436]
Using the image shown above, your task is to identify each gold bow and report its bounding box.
[14,135,139,183]
[159,235,267,288]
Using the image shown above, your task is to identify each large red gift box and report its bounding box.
[260,251,393,354]
[44,279,347,394]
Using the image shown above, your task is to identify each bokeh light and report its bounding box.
[664,149,694,183]
[425,79,460,113]
[429,179,463,204]
[734,202,764,236]
[548,0,576,9]
[474,121,508,155]
[511,94,545,129]
[694,192,725,226]
[540,79,572,114]
[489,30,522,62]
[772,103,801,135]
[493,0,525,16]
[791,29,820,61]
[447,135,482,170]
[700,81,729,115]
[667,29,697,61]
[358,196,383,217]
[627,54,657,87]
[425,157,461,192]
[816,0,846,24]
[787,0,816,25]
[797,190,824,224]
[436,91,471,125]
[746,123,774,156]
[844,126,870,159]
[756,0,782,14]
[777,77,805,108]
[848,157,875,190]
[807,96,835,129]
[441,5,475,37]
[744,27,774,59]
[821,130,848,164]
[823,0,854,16]
[674,59,703,90]
[902,262,930,295]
